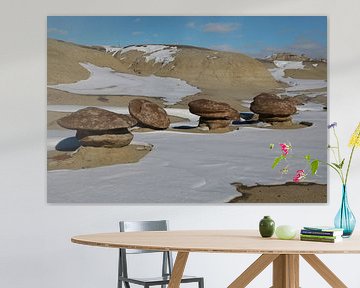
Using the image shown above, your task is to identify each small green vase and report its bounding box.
[259,216,275,238]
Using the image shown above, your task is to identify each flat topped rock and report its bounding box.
[250,93,297,117]
[188,99,239,119]
[128,99,170,129]
[57,107,137,130]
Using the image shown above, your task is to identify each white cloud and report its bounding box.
[186,21,196,29]
[132,31,144,36]
[203,23,240,33]
[47,28,68,35]
[210,44,238,52]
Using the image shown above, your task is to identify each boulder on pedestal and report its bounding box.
[188,99,239,120]
[188,99,239,130]
[57,107,136,148]
[250,93,297,124]
[128,99,170,129]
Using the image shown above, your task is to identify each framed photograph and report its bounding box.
[47,16,327,203]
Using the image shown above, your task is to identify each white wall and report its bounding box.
[1,0,360,287]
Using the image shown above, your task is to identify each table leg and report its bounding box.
[168,252,189,288]
[301,254,347,288]
[228,254,279,288]
[272,254,299,288]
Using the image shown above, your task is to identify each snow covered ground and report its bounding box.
[47,59,328,203]
[47,105,327,203]
[103,44,178,65]
[48,63,201,105]
[269,60,327,94]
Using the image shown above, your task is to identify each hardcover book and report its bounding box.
[301,229,343,237]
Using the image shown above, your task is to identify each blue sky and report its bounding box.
[48,16,327,58]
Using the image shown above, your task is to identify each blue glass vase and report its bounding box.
[334,185,356,237]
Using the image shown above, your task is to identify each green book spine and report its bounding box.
[300,236,341,243]
[300,234,338,240]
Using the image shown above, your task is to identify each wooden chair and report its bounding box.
[118,220,204,288]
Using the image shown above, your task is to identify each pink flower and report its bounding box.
[293,169,306,182]
[279,143,291,156]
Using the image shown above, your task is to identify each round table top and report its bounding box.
[71,230,360,254]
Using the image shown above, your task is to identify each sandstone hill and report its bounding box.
[108,44,279,92]
[48,39,280,105]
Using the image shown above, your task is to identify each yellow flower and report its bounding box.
[349,122,360,147]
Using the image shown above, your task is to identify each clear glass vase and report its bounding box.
[334,185,356,237]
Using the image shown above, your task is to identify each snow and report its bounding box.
[269,60,327,93]
[296,103,325,112]
[143,46,177,65]
[103,44,178,65]
[102,46,122,56]
[119,45,170,55]
[278,91,327,98]
[48,63,201,105]
[47,105,327,203]
[273,60,305,70]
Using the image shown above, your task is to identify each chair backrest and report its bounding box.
[119,220,169,254]
[118,220,174,283]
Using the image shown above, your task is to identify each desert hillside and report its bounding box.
[109,44,279,91]
[48,39,130,84]
[48,39,280,104]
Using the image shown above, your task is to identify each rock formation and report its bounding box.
[57,107,136,148]
[188,99,239,130]
[128,99,170,129]
[265,52,312,62]
[250,93,297,124]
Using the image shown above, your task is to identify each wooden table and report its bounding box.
[71,230,360,288]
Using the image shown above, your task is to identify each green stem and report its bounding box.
[345,145,356,185]
[345,130,360,185]
[333,127,342,164]
[330,148,338,164]
[332,127,345,181]
[318,160,345,184]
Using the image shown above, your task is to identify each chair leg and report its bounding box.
[199,278,204,288]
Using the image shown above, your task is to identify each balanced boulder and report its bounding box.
[57,107,136,148]
[188,99,239,120]
[188,99,239,130]
[250,93,297,123]
[128,99,170,129]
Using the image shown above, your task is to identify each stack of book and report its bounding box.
[300,226,344,243]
